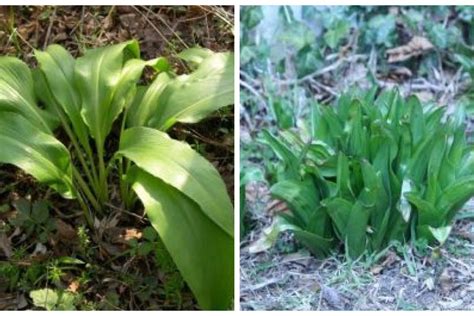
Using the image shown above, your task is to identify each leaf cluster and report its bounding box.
[263,88,474,258]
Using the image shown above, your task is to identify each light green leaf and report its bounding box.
[35,45,89,148]
[178,47,214,66]
[248,216,298,253]
[30,288,76,311]
[75,40,165,147]
[149,52,234,130]
[75,40,138,145]
[438,175,474,221]
[397,179,412,222]
[0,56,55,132]
[0,112,74,198]
[118,127,233,237]
[130,169,233,310]
[30,289,58,311]
[126,72,172,127]
[428,225,452,245]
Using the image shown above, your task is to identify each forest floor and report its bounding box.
[0,5,234,310]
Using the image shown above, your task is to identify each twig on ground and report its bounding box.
[278,54,367,86]
[43,7,57,50]
[240,79,268,110]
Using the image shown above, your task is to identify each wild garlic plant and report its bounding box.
[263,88,474,259]
[0,41,234,310]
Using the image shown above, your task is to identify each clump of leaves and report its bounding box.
[262,88,474,259]
[0,41,234,310]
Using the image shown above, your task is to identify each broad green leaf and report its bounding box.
[75,40,138,146]
[307,141,334,164]
[130,170,233,310]
[306,206,332,238]
[405,192,439,226]
[345,198,371,259]
[321,106,343,142]
[75,40,167,147]
[324,197,352,239]
[118,127,233,237]
[149,52,234,131]
[248,216,298,253]
[270,177,319,228]
[293,230,333,258]
[0,112,74,198]
[346,100,366,157]
[408,129,438,183]
[178,47,214,65]
[311,102,329,141]
[0,56,55,132]
[360,160,389,234]
[30,289,59,311]
[31,70,60,130]
[269,96,294,129]
[397,179,413,222]
[126,73,172,127]
[425,135,446,202]
[407,95,425,146]
[261,129,299,178]
[336,152,353,199]
[438,175,474,221]
[35,45,89,148]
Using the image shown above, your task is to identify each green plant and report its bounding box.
[9,198,53,243]
[263,88,474,259]
[0,40,234,310]
[30,288,77,310]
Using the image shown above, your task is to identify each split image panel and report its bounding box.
[240,5,474,311]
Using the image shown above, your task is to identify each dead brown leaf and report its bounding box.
[392,66,413,78]
[0,293,17,310]
[102,15,114,31]
[0,233,12,258]
[386,36,434,63]
[371,250,398,275]
[122,228,143,241]
[55,218,77,240]
[266,199,289,216]
[67,280,80,293]
[439,268,456,293]
[370,265,384,275]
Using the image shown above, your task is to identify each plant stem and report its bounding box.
[73,167,102,214]
[118,109,131,206]
[96,141,109,204]
[49,101,100,198]
[82,138,100,196]
[75,190,94,229]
